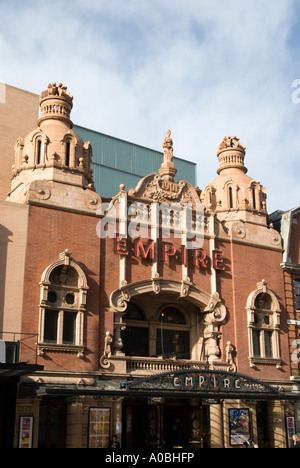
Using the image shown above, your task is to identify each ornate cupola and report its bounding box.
[216,135,247,175]
[202,136,267,218]
[38,82,74,128]
[201,136,281,249]
[8,83,101,213]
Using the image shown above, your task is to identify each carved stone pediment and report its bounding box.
[127,131,202,206]
[128,173,201,206]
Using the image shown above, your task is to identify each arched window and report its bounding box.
[121,303,191,359]
[157,306,190,359]
[159,307,186,324]
[252,187,257,210]
[38,250,89,358]
[61,134,76,167]
[121,303,148,357]
[30,131,49,166]
[224,181,237,210]
[229,186,234,209]
[65,141,71,166]
[249,181,266,212]
[247,281,281,368]
[37,139,42,165]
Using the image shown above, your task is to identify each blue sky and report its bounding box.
[0,0,300,213]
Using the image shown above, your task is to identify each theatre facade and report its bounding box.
[1,83,298,448]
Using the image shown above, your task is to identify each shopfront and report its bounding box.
[122,398,210,449]
[31,367,297,449]
[118,368,288,448]
[0,364,43,448]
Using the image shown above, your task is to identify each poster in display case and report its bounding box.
[18,416,34,448]
[228,408,251,446]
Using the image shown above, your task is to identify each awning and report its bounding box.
[0,363,44,379]
[35,370,300,401]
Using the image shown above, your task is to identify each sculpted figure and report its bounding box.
[162,130,174,163]
[217,135,246,153]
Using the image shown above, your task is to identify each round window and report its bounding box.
[65,293,75,305]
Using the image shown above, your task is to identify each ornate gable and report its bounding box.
[128,131,201,207]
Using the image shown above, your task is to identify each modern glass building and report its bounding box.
[74,125,197,198]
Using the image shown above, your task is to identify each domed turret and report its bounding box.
[202,136,267,220]
[8,83,101,212]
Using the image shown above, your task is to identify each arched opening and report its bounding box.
[252,186,257,210]
[37,140,42,165]
[38,251,89,357]
[120,299,196,360]
[246,281,281,367]
[229,186,234,209]
[111,279,226,364]
[65,141,71,166]
[121,303,149,357]
[157,306,190,359]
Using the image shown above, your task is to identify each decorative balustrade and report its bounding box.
[126,356,206,374]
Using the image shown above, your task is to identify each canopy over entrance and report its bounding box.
[121,369,286,400]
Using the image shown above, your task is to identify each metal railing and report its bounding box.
[0,331,39,364]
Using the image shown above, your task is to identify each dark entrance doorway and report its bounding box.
[0,379,17,448]
[122,398,209,448]
[163,405,189,448]
[38,398,67,448]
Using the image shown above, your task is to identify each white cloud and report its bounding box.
[0,0,299,212]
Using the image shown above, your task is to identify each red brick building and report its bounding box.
[270,206,300,433]
[0,83,298,448]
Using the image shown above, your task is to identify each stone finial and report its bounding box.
[162,130,174,160]
[159,130,177,181]
[216,135,247,175]
[40,82,73,102]
[217,135,246,155]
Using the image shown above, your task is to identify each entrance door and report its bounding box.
[0,380,17,448]
[38,399,67,448]
[163,406,187,448]
[122,399,207,449]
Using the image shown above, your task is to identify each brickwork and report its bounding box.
[21,204,101,370]
[216,240,289,379]
[19,198,291,383]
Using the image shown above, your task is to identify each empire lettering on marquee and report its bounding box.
[173,374,241,391]
[114,236,225,271]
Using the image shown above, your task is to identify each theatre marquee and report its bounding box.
[121,369,281,400]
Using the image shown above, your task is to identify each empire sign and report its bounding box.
[114,236,225,271]
[122,369,279,397]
